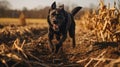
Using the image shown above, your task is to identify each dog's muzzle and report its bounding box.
[53,24,59,31]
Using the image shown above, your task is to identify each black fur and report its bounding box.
[47,2,82,54]
[71,7,82,16]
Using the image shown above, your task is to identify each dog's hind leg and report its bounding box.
[69,32,76,48]
[69,23,76,48]
[72,35,76,48]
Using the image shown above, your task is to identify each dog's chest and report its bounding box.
[53,31,61,36]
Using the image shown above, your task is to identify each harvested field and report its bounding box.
[0,18,120,67]
[0,0,120,67]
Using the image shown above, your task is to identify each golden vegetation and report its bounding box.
[0,24,48,67]
[80,0,120,42]
[19,12,26,26]
[0,18,47,25]
[76,0,120,67]
[0,38,50,67]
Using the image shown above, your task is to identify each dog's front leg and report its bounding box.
[48,29,54,53]
[55,34,67,53]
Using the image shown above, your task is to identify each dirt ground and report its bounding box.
[0,21,120,67]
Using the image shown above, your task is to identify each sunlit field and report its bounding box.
[0,18,47,25]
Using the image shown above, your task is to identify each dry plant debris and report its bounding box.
[81,0,120,42]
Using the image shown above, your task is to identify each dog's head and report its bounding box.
[48,2,66,31]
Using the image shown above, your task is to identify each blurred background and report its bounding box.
[0,0,119,19]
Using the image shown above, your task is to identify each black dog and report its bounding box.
[47,2,82,53]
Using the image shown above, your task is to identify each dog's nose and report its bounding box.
[53,20,57,24]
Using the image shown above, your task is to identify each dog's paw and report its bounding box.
[49,47,54,53]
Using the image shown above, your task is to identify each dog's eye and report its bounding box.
[52,12,56,16]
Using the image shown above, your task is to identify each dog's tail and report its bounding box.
[71,7,82,16]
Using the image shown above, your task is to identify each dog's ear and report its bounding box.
[51,1,56,9]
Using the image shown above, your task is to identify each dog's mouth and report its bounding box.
[53,24,59,31]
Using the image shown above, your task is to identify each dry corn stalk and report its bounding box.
[12,38,28,59]
[19,12,26,26]
[106,58,120,67]
[81,0,120,42]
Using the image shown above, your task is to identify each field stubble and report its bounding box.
[0,1,120,66]
[0,18,120,67]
